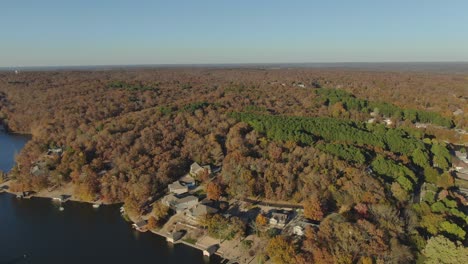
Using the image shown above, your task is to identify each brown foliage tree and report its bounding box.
[266,236,297,264]
[303,196,325,221]
[207,181,222,200]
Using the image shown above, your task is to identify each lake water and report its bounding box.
[0,130,30,172]
[0,130,221,264]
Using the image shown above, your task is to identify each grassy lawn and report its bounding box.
[183,237,197,244]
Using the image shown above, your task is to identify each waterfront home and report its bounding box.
[0,185,8,192]
[132,220,148,232]
[189,203,218,219]
[162,194,199,212]
[190,162,211,176]
[16,191,34,199]
[53,194,70,202]
[269,210,290,227]
[166,231,185,243]
[168,181,189,195]
[203,244,219,257]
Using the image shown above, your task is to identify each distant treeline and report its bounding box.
[7,81,28,85]
[316,88,454,128]
[107,81,158,91]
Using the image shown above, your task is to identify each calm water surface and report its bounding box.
[0,130,221,264]
[0,130,29,172]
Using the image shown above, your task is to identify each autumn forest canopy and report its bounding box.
[0,68,467,263]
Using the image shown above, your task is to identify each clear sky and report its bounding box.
[1,0,468,67]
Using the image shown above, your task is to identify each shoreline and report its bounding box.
[0,180,116,206]
[0,124,32,137]
[0,192,225,264]
[0,185,229,263]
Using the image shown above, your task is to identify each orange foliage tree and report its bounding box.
[303,196,324,221]
[207,181,222,200]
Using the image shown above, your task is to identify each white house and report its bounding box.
[383,118,393,126]
[293,225,305,236]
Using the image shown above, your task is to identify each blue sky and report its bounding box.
[1,0,468,66]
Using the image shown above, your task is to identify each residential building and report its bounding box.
[455,150,468,163]
[167,231,185,243]
[179,174,196,188]
[189,203,218,219]
[455,172,468,181]
[293,225,305,236]
[269,211,290,227]
[175,196,199,212]
[168,181,188,195]
[47,147,63,156]
[162,194,198,213]
[132,220,148,232]
[453,158,468,174]
[190,162,211,176]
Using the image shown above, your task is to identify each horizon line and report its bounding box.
[2,61,468,71]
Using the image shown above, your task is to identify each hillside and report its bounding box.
[0,68,467,263]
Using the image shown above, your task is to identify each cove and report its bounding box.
[0,129,221,264]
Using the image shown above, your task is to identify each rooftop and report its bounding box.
[168,181,187,190]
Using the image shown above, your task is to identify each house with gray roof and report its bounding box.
[189,203,218,219]
[162,194,198,213]
[190,162,211,176]
[168,181,188,195]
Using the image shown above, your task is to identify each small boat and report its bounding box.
[92,203,101,209]
[59,206,64,211]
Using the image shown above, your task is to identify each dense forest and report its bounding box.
[0,68,467,263]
